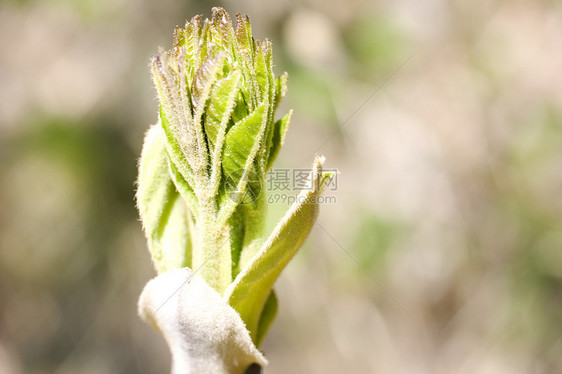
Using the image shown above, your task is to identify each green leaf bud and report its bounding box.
[137,9,334,369]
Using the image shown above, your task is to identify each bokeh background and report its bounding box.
[1,0,561,373]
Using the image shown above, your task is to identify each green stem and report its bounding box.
[193,197,231,294]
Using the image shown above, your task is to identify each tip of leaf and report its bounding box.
[312,155,335,193]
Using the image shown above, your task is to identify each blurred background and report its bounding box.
[1,0,561,373]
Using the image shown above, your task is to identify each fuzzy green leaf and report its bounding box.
[230,90,250,125]
[159,107,197,193]
[267,110,292,170]
[137,124,193,273]
[234,192,267,275]
[273,72,288,111]
[259,41,276,175]
[221,101,268,197]
[204,71,242,150]
[168,157,198,217]
[234,14,253,57]
[254,42,270,102]
[225,157,332,340]
[192,53,223,117]
[255,290,278,347]
[184,15,202,74]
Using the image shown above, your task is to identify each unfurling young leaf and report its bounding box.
[225,156,332,340]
